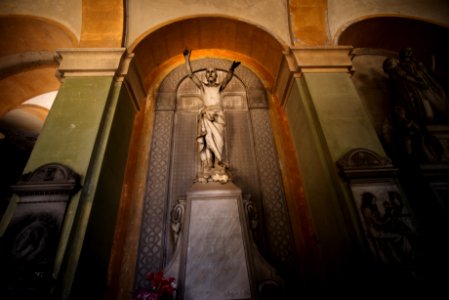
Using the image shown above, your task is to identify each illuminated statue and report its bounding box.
[183,49,240,182]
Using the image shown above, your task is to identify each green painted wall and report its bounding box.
[302,73,385,160]
[25,77,114,177]
[285,78,351,281]
[5,76,128,298]
[71,83,136,298]
[284,73,384,283]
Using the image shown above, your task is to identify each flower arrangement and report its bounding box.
[132,271,176,300]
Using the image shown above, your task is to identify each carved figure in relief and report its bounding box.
[183,48,240,183]
[384,47,449,125]
[383,47,448,162]
[360,192,416,265]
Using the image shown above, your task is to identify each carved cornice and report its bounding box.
[115,53,147,110]
[286,46,354,74]
[10,163,81,198]
[56,48,126,78]
[337,148,397,179]
[56,48,146,110]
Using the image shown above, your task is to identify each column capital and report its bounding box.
[56,48,146,110]
[286,46,354,74]
[56,48,126,78]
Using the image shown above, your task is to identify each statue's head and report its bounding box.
[205,68,218,84]
[383,57,399,74]
[399,47,413,62]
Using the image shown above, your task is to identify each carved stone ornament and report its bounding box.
[10,163,81,196]
[337,148,397,178]
[0,163,81,298]
[163,182,285,300]
[338,149,420,273]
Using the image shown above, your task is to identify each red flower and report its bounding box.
[133,271,176,300]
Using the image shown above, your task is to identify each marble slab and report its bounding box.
[182,183,252,300]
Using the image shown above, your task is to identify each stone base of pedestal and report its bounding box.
[164,182,283,300]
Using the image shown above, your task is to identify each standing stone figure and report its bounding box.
[183,49,240,183]
[385,47,449,125]
[360,192,416,264]
[383,47,448,162]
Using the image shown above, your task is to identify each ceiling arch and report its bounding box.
[336,16,449,52]
[0,15,78,57]
[336,16,449,80]
[130,16,288,91]
[0,15,77,117]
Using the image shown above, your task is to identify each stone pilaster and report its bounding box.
[281,46,387,283]
[8,47,141,299]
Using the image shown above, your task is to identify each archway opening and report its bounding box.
[130,16,288,90]
[111,16,309,298]
[0,15,78,117]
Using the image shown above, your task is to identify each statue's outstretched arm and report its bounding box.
[220,60,240,91]
[183,49,202,89]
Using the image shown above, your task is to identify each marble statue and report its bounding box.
[183,49,240,183]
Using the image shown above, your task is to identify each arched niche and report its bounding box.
[129,16,287,91]
[341,16,449,138]
[0,15,78,117]
[134,58,296,288]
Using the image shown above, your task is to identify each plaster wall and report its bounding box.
[285,78,350,278]
[73,84,135,298]
[0,0,82,41]
[328,0,449,42]
[24,77,113,177]
[126,0,291,47]
[351,54,391,136]
[302,72,385,160]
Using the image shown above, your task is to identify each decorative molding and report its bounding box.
[115,52,147,111]
[170,198,186,246]
[56,48,126,78]
[337,148,397,179]
[10,163,81,197]
[56,48,146,110]
[289,46,354,74]
[0,163,81,298]
[350,48,398,59]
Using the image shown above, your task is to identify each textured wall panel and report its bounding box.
[136,59,295,288]
[250,109,295,267]
[135,110,174,286]
[166,111,197,259]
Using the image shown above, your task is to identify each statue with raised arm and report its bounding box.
[183,48,240,183]
[383,47,448,162]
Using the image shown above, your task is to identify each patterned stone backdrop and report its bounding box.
[135,59,296,287]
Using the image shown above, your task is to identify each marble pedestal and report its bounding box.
[165,182,283,300]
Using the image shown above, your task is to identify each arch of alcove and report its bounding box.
[133,58,297,288]
[129,16,289,90]
[335,16,449,77]
[0,15,78,117]
[336,15,449,150]
[111,17,316,299]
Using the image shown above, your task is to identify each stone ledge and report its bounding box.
[56,48,126,77]
[287,46,354,73]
